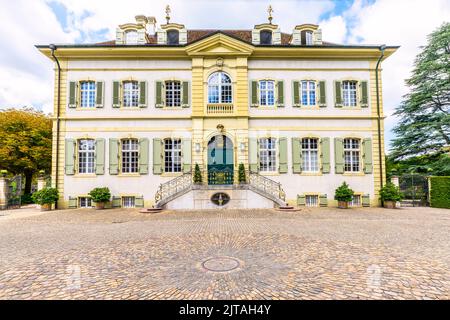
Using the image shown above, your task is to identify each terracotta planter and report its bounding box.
[383,200,396,209]
[40,203,51,211]
[338,201,349,209]
[95,202,105,210]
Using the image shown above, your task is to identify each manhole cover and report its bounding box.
[201,256,241,272]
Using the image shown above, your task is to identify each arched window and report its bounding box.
[125,30,138,45]
[208,72,232,104]
[260,30,273,45]
[167,29,179,45]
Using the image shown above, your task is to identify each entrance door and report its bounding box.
[207,135,234,185]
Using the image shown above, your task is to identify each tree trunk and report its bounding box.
[24,170,33,194]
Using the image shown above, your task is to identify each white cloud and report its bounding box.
[320,15,347,44]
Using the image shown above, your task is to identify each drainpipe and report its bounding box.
[50,44,61,209]
[375,45,386,203]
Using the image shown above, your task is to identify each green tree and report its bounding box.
[0,108,52,194]
[391,23,450,159]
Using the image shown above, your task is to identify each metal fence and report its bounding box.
[399,174,429,207]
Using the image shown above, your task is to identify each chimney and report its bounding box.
[135,15,148,27]
[147,16,157,35]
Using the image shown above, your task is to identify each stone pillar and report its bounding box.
[0,173,8,210]
[37,172,47,191]
[391,176,399,187]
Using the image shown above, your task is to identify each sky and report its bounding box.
[0,0,449,152]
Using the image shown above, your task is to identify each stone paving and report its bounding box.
[0,206,449,300]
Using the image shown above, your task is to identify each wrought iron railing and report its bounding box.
[206,103,234,114]
[249,172,286,204]
[155,172,192,207]
[207,166,234,185]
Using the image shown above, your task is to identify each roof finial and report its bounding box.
[267,5,273,24]
[165,5,171,24]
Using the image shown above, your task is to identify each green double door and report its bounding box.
[207,135,234,185]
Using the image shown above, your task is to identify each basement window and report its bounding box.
[350,195,362,207]
[305,195,319,207]
[79,197,92,208]
[122,196,135,208]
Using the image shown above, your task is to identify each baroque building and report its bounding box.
[37,9,398,209]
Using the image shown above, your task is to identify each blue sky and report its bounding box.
[0,0,449,151]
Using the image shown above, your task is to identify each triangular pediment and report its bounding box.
[186,32,254,56]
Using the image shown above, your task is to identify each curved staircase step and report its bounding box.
[140,208,163,214]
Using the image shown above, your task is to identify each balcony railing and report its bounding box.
[206,103,234,115]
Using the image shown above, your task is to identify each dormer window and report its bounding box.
[125,30,138,45]
[260,30,273,45]
[302,30,313,45]
[167,29,179,45]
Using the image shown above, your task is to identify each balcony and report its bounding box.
[206,103,234,115]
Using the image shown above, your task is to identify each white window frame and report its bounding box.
[342,80,358,107]
[305,31,313,45]
[122,196,136,208]
[121,139,139,173]
[259,137,277,172]
[125,30,138,45]
[79,81,96,108]
[259,80,275,107]
[79,197,92,208]
[305,195,319,207]
[350,194,362,207]
[301,138,319,172]
[165,81,182,107]
[164,138,182,173]
[208,72,232,104]
[122,81,139,108]
[344,138,361,172]
[78,139,95,174]
[301,80,317,106]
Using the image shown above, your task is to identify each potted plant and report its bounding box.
[88,187,111,210]
[238,163,247,184]
[193,163,203,185]
[334,182,354,209]
[31,187,59,211]
[379,182,403,209]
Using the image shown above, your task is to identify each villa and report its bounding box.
[37,8,397,209]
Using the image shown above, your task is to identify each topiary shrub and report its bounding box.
[193,163,203,184]
[334,182,354,208]
[429,176,450,208]
[238,163,246,184]
[88,187,111,209]
[379,182,403,202]
[32,188,59,210]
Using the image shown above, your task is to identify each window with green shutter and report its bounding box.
[362,194,370,207]
[109,138,119,175]
[95,138,105,175]
[182,81,190,108]
[112,81,120,108]
[292,81,300,107]
[68,197,78,208]
[297,194,305,206]
[334,81,343,108]
[278,137,287,173]
[319,194,328,207]
[65,139,76,175]
[112,196,121,208]
[320,137,330,174]
[95,81,104,108]
[155,81,164,108]
[291,137,302,173]
[362,138,373,173]
[250,81,259,107]
[68,81,77,108]
[248,137,258,172]
[182,139,192,173]
[318,80,326,107]
[334,138,344,174]
[277,81,284,107]
[139,138,149,174]
[138,81,147,108]
[153,138,163,174]
[135,196,144,208]
[360,81,368,108]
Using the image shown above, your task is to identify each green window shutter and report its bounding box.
[139,138,149,174]
[251,81,259,107]
[293,81,300,107]
[334,81,342,108]
[153,138,163,174]
[360,81,368,108]
[297,194,305,206]
[278,137,288,173]
[109,138,119,175]
[68,197,78,208]
[318,80,326,107]
[112,81,120,108]
[95,138,105,175]
[362,194,370,207]
[320,137,330,174]
[135,196,144,208]
[65,139,76,175]
[68,81,77,108]
[182,81,190,108]
[112,196,121,208]
[292,138,302,173]
[248,137,258,172]
[363,138,373,173]
[95,81,104,108]
[182,139,192,173]
[277,81,284,107]
[155,81,164,108]
[334,138,344,174]
[319,194,328,207]
[139,81,147,108]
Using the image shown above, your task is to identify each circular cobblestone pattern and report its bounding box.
[201,257,242,272]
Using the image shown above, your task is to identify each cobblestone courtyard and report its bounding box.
[0,206,449,300]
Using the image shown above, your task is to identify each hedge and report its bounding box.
[429,176,450,209]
